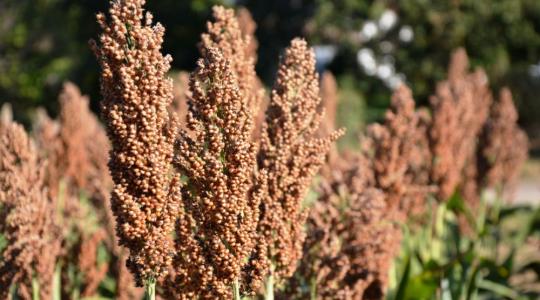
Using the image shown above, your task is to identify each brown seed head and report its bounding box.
[168,46,260,298]
[365,85,433,217]
[57,82,111,201]
[479,88,528,198]
[78,229,109,297]
[201,6,264,120]
[236,7,259,62]
[318,71,339,138]
[171,71,191,129]
[429,49,493,200]
[256,38,344,284]
[0,122,61,299]
[286,152,401,299]
[90,0,179,284]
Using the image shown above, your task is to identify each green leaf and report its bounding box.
[476,279,520,299]
[394,254,411,300]
[465,262,481,300]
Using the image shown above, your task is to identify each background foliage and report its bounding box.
[1,0,539,149]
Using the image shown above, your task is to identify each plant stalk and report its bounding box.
[232,278,241,300]
[265,274,274,300]
[144,280,156,300]
[32,276,40,300]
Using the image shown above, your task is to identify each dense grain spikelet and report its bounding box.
[201,6,264,118]
[365,85,433,217]
[90,0,179,284]
[0,122,61,299]
[318,71,339,138]
[171,71,191,128]
[57,82,111,202]
[286,152,401,299]
[33,82,111,218]
[78,229,109,297]
[168,47,260,298]
[256,38,344,283]
[236,7,259,62]
[479,88,528,197]
[429,49,492,200]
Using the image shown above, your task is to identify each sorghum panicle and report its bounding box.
[0,122,61,299]
[33,83,138,298]
[365,85,432,217]
[429,48,493,200]
[479,88,528,197]
[318,71,339,138]
[256,38,344,283]
[91,0,179,285]
[200,6,264,119]
[236,7,258,62]
[57,82,111,202]
[171,71,191,128]
[287,152,401,299]
[169,47,260,298]
[77,229,109,297]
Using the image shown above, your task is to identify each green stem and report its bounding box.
[52,263,62,300]
[32,276,40,300]
[144,280,156,300]
[232,278,241,300]
[265,274,274,300]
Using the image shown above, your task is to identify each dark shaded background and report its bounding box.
[1,0,539,152]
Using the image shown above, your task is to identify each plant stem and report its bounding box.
[144,280,156,300]
[265,274,274,300]
[232,278,241,300]
[52,263,62,300]
[32,276,40,300]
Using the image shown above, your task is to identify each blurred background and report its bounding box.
[1,0,539,154]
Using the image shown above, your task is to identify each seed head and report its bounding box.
[286,153,401,299]
[167,46,260,298]
[479,88,528,198]
[429,49,492,200]
[256,38,344,284]
[91,0,179,284]
[0,122,61,299]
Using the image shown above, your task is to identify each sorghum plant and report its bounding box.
[287,152,401,299]
[479,88,528,197]
[236,6,258,62]
[234,6,268,141]
[254,38,344,290]
[286,85,433,299]
[171,71,190,128]
[33,82,142,299]
[318,71,339,138]
[365,85,432,217]
[0,121,61,299]
[429,49,493,201]
[57,82,111,203]
[91,0,179,290]
[76,229,109,297]
[33,109,64,199]
[162,7,266,298]
[34,82,111,217]
[200,6,264,117]
[168,47,260,298]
